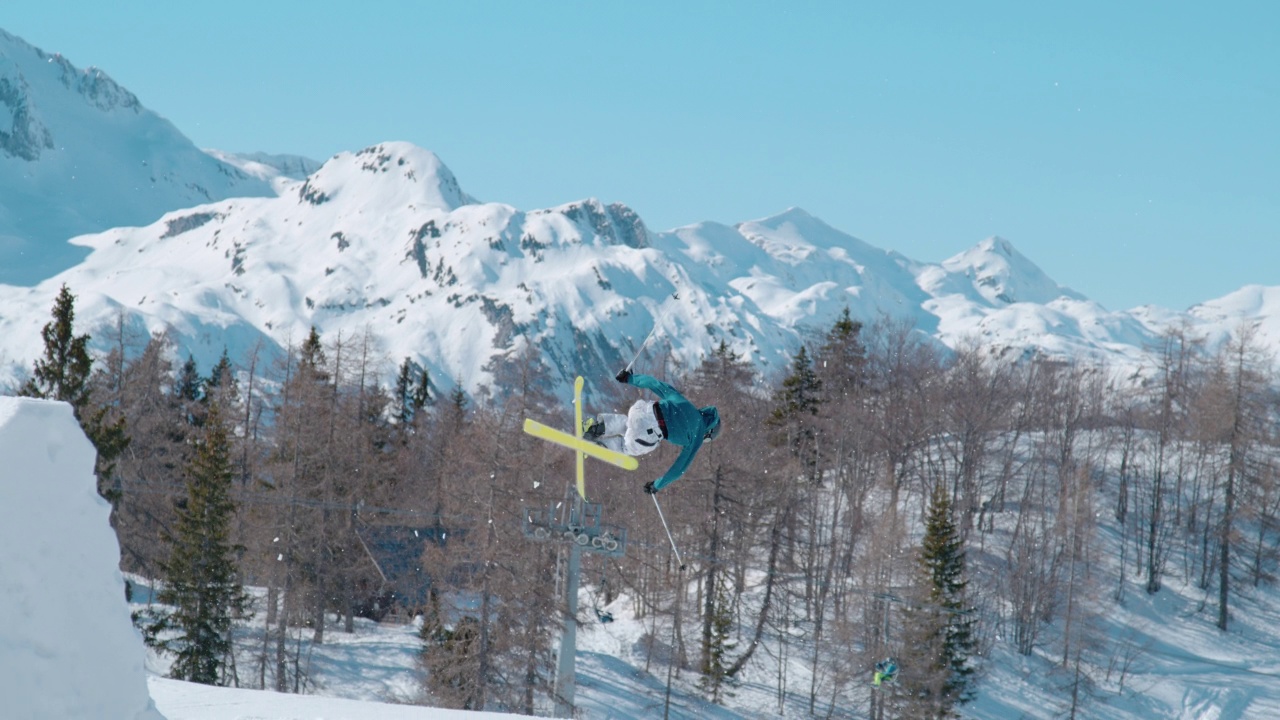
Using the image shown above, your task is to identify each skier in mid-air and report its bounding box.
[584,368,720,494]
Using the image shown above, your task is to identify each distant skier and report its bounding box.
[584,369,720,494]
[872,659,898,687]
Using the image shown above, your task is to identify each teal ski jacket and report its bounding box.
[625,373,720,492]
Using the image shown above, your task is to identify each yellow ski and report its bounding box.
[523,419,639,472]
[574,376,586,499]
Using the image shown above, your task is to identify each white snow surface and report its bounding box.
[0,397,165,720]
[146,678,528,720]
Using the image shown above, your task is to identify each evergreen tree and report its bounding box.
[769,345,823,475]
[815,306,867,401]
[204,348,237,401]
[21,284,93,405]
[19,284,129,495]
[773,345,823,420]
[693,339,756,394]
[299,326,328,379]
[413,364,431,410]
[176,354,203,403]
[444,383,469,434]
[173,353,205,430]
[902,484,977,717]
[393,356,431,426]
[153,399,249,685]
[200,348,242,431]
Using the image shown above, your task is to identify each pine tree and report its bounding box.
[154,399,249,685]
[19,284,129,495]
[815,306,867,401]
[414,365,431,409]
[204,348,238,402]
[299,326,328,379]
[769,345,823,475]
[903,484,977,717]
[172,353,205,431]
[393,356,431,426]
[176,354,203,403]
[773,345,823,420]
[21,284,93,405]
[695,340,756,391]
[445,383,469,433]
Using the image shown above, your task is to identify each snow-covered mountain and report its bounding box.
[0,29,277,286]
[203,149,324,191]
[0,137,1205,397]
[0,27,1274,398]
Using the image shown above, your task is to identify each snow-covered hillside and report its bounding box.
[0,137,1200,399]
[0,29,276,286]
[0,398,164,719]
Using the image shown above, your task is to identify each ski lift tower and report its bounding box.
[524,484,629,718]
[521,377,631,719]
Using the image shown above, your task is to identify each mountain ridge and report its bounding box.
[0,28,276,285]
[0,139,1224,398]
[1,27,1276,399]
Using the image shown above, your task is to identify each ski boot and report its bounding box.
[583,417,606,444]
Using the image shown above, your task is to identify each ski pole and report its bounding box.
[651,493,686,571]
[627,291,679,372]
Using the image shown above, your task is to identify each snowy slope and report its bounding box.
[0,398,164,720]
[133,526,1280,720]
[147,678,528,720]
[203,149,323,183]
[0,29,275,286]
[962,447,1280,720]
[0,139,1192,398]
[657,208,933,331]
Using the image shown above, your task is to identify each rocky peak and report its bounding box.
[0,64,52,160]
[533,198,650,249]
[298,142,476,212]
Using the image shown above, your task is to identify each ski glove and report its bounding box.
[616,368,633,384]
[643,481,657,494]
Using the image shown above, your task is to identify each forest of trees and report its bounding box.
[14,288,1280,719]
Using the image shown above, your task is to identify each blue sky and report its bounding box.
[7,1,1278,311]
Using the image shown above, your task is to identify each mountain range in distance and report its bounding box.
[2,27,1278,398]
